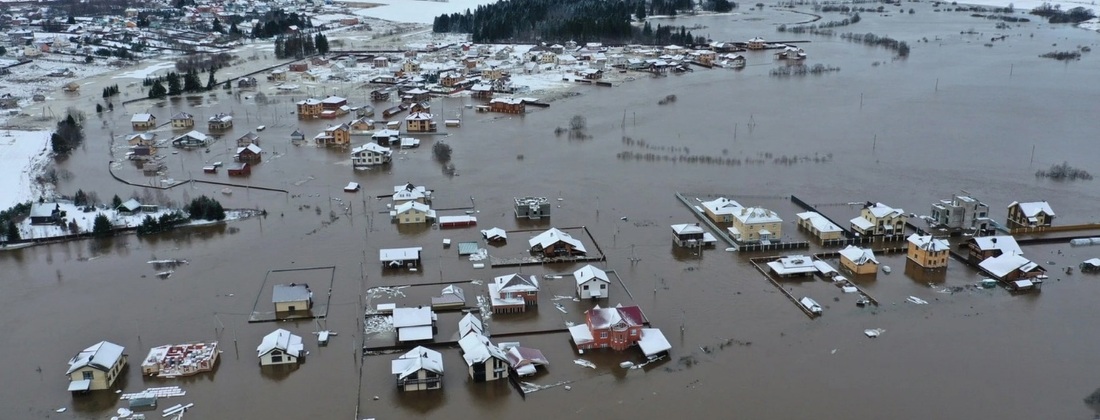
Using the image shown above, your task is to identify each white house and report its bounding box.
[573,264,610,299]
[458,333,510,382]
[66,341,127,392]
[256,329,304,366]
[351,143,392,168]
[458,313,484,338]
[393,306,436,342]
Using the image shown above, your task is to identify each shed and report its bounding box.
[272,283,312,313]
[438,215,477,228]
[380,247,422,268]
[457,242,480,256]
[227,163,251,176]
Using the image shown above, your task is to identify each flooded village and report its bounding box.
[1,0,1100,418]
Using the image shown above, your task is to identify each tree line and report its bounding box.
[1030,3,1095,23]
[274,33,329,59]
[143,68,218,99]
[432,0,707,44]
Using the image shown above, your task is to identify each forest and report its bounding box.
[432,0,731,45]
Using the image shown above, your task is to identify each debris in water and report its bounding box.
[830,349,837,354]
[156,270,173,279]
[906,296,929,305]
[620,361,635,369]
[573,359,596,369]
[865,328,885,338]
[554,303,568,314]
[56,408,66,413]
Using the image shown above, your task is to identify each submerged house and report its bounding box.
[514,196,550,219]
[431,285,466,310]
[171,131,209,148]
[257,329,304,366]
[131,113,156,130]
[351,143,392,168]
[671,223,716,247]
[505,346,549,377]
[391,346,443,391]
[930,194,992,233]
[488,274,539,314]
[528,228,587,257]
[966,236,1022,264]
[66,341,127,393]
[766,255,818,277]
[573,264,610,299]
[728,206,783,244]
[701,197,742,223]
[458,333,509,382]
[393,306,436,342]
[568,305,669,358]
[170,112,194,129]
[1007,201,1055,228]
[380,247,422,269]
[850,202,908,237]
[979,253,1045,286]
[795,211,845,243]
[207,113,233,130]
[906,234,950,269]
[458,313,484,338]
[838,245,878,275]
[272,283,312,315]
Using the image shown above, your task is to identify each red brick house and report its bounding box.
[568,305,647,351]
[487,274,539,314]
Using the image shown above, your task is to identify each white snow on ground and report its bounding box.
[346,0,502,24]
[0,130,51,210]
[1079,17,1100,32]
[13,202,253,241]
[112,61,178,80]
[958,0,1098,11]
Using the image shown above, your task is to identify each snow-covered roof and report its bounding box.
[1010,201,1055,217]
[587,305,647,329]
[767,255,818,275]
[118,198,141,212]
[352,143,391,155]
[170,112,192,120]
[481,227,507,240]
[573,264,609,286]
[392,306,433,329]
[505,346,549,372]
[850,216,875,230]
[733,206,782,224]
[701,197,742,217]
[528,228,586,253]
[971,236,1022,256]
[297,98,322,105]
[391,346,443,379]
[907,234,950,252]
[568,324,594,345]
[67,341,125,374]
[272,284,310,303]
[980,254,1042,278]
[437,215,475,224]
[130,113,154,123]
[458,313,483,337]
[493,273,539,293]
[321,95,346,104]
[372,129,400,139]
[236,143,261,155]
[458,333,508,366]
[174,130,208,142]
[638,328,672,358]
[395,201,431,215]
[671,223,704,235]
[256,329,303,358]
[379,247,422,261]
[866,202,904,219]
[839,245,878,266]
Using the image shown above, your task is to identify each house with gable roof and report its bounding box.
[66,341,127,392]
[488,273,539,314]
[573,264,610,299]
[1007,201,1055,228]
[458,333,510,382]
[838,245,878,275]
[728,206,783,244]
[528,228,587,257]
[568,305,651,352]
[850,202,908,237]
[966,236,1022,264]
[391,346,443,391]
[257,329,304,366]
[700,197,742,223]
[906,234,950,269]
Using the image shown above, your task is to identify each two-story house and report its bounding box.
[850,202,908,237]
[351,143,392,168]
[966,236,1022,264]
[906,234,950,269]
[1007,201,1055,228]
[66,341,127,393]
[568,305,647,352]
[728,206,783,244]
[391,346,443,391]
[392,201,434,224]
[314,123,351,147]
[701,197,742,223]
[930,194,992,232]
[130,113,156,130]
[528,228,587,257]
[170,112,194,129]
[488,273,539,314]
[296,98,323,118]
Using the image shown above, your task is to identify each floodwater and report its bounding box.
[4,3,1100,419]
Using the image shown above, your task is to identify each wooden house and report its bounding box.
[747,37,767,50]
[371,89,390,101]
[66,341,127,393]
[130,113,156,130]
[440,72,465,87]
[839,245,878,275]
[236,131,259,147]
[314,123,351,147]
[979,253,1045,284]
[405,105,436,133]
[402,88,430,103]
[488,98,525,114]
[237,77,258,88]
[373,56,390,68]
[207,113,233,130]
[351,143,392,168]
[29,202,62,225]
[1007,201,1055,228]
[126,133,156,146]
[170,112,194,129]
[272,283,311,314]
[906,234,950,269]
[458,333,509,382]
[171,131,209,148]
[573,264,610,299]
[372,129,400,147]
[257,329,304,366]
[127,144,156,161]
[290,129,305,142]
[671,223,715,247]
[850,202,908,237]
[269,69,287,81]
[321,95,347,110]
[966,236,1022,264]
[391,346,443,391]
[227,162,251,176]
[488,274,539,314]
[296,98,323,118]
[528,228,587,257]
[471,84,493,99]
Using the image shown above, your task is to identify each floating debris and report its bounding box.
[864,328,885,338]
[147,259,189,268]
[156,271,174,279]
[520,380,573,394]
[620,361,635,369]
[906,296,929,305]
[573,359,596,369]
[55,408,66,413]
[554,303,568,314]
[120,386,186,400]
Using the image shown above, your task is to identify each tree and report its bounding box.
[212,18,224,33]
[230,21,240,36]
[205,69,217,91]
[67,15,76,25]
[5,220,19,241]
[51,114,84,156]
[92,213,111,236]
[96,103,104,113]
[636,2,647,19]
[183,69,202,93]
[0,46,6,56]
[433,141,453,163]
[112,195,123,209]
[167,72,182,95]
[73,189,88,206]
[315,33,329,55]
[186,196,226,220]
[148,80,167,99]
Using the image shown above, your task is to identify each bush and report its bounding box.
[92,213,112,236]
[186,196,226,220]
[433,142,453,163]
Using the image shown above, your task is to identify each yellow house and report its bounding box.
[170,112,194,129]
[839,245,878,275]
[272,284,312,314]
[66,341,128,392]
[701,197,742,224]
[314,123,351,146]
[906,234,950,269]
[130,113,156,130]
[393,201,434,224]
[296,98,323,118]
[796,211,844,243]
[481,67,504,81]
[850,202,908,237]
[1006,201,1055,228]
[728,206,783,243]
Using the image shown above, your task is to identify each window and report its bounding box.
[271,355,283,363]
[583,285,589,290]
[631,330,637,336]
[82,371,94,380]
[601,284,606,289]
[600,332,608,339]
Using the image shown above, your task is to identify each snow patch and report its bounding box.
[0,130,52,210]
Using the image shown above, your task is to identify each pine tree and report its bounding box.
[5,220,20,241]
[315,33,329,55]
[148,80,167,99]
[92,213,111,236]
[167,72,182,95]
[212,18,224,33]
[205,68,217,91]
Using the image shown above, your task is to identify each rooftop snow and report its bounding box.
[67,341,125,374]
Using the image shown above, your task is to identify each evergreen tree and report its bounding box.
[205,68,217,91]
[5,220,19,241]
[315,33,330,55]
[92,213,111,236]
[73,189,88,206]
[636,2,647,19]
[148,80,167,98]
[230,21,240,35]
[167,72,182,95]
[96,103,103,113]
[183,69,202,92]
[112,195,122,208]
[212,18,224,33]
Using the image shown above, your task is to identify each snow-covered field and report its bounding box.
[0,60,115,124]
[1080,17,1100,31]
[13,201,254,241]
[0,130,51,210]
[959,0,1098,11]
[112,61,178,80]
[346,0,502,24]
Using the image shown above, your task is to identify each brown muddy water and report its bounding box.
[4,4,1100,419]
